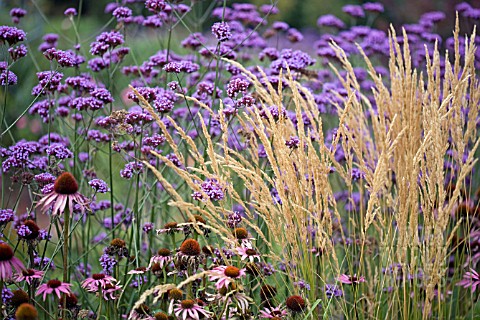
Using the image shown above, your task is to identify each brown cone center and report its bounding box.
[180,299,195,309]
[53,172,78,195]
[47,279,61,288]
[0,243,14,261]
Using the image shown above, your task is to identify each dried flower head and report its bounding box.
[10,289,29,308]
[260,285,277,300]
[233,227,249,240]
[285,295,306,312]
[168,288,183,300]
[15,303,38,320]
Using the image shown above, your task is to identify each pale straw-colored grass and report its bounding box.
[133,18,479,318]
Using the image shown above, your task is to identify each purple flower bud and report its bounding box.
[287,28,303,42]
[272,21,289,31]
[64,8,78,16]
[113,6,132,20]
[34,256,55,270]
[226,212,242,228]
[8,44,28,61]
[142,222,154,233]
[362,2,384,13]
[351,168,366,181]
[39,229,51,240]
[181,32,205,49]
[342,5,365,18]
[99,253,117,275]
[10,8,27,24]
[163,61,199,73]
[10,8,27,18]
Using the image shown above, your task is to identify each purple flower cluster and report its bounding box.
[226,78,250,98]
[89,179,110,193]
[163,61,199,74]
[10,8,27,24]
[212,22,232,42]
[0,26,26,45]
[90,31,124,56]
[44,48,82,67]
[120,162,144,179]
[45,143,73,159]
[0,209,15,225]
[192,179,225,202]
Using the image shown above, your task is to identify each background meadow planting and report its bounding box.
[1,0,480,319]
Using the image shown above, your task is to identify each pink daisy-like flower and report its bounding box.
[102,283,122,300]
[0,242,25,280]
[36,172,89,216]
[337,274,366,285]
[259,305,288,318]
[208,265,246,290]
[148,248,173,270]
[173,299,212,319]
[36,279,72,301]
[16,268,44,285]
[457,268,480,292]
[236,245,260,263]
[82,273,117,292]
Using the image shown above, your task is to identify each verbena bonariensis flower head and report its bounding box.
[17,219,40,241]
[0,243,25,280]
[88,179,110,193]
[10,8,27,24]
[0,26,26,46]
[212,22,232,42]
[36,279,72,301]
[36,172,89,216]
